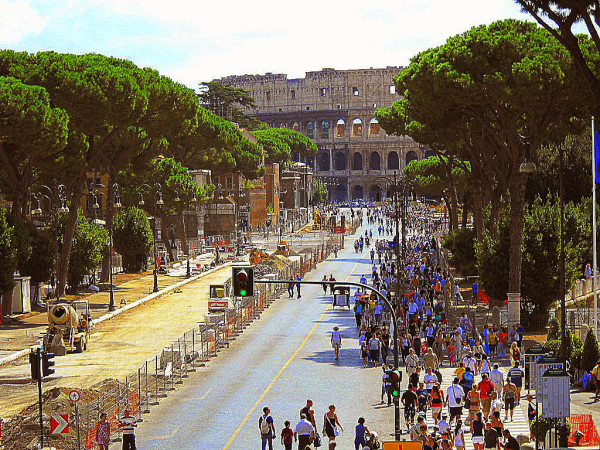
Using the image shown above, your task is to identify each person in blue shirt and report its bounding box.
[354,417,370,450]
[259,407,275,450]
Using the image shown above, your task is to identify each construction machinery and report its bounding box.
[43,300,92,355]
[274,241,290,256]
[249,247,270,265]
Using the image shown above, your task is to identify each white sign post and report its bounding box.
[535,356,563,395]
[541,368,570,419]
[69,390,82,450]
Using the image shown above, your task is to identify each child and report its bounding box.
[447,342,457,367]
[281,420,294,450]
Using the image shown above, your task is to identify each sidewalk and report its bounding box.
[0,253,215,360]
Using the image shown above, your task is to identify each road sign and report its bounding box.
[333,226,346,234]
[69,390,81,403]
[541,368,570,418]
[536,356,563,395]
[51,414,69,434]
[208,301,229,311]
[383,441,423,450]
[333,293,349,307]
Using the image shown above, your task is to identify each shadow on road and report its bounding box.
[302,348,363,367]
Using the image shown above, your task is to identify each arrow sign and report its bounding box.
[51,414,69,434]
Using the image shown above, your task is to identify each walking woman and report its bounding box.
[95,412,111,450]
[323,404,344,449]
[466,383,480,426]
[454,420,465,450]
[428,384,445,425]
[470,411,485,450]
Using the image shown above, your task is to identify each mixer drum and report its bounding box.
[48,304,79,328]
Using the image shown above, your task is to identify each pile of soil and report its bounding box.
[1,380,120,450]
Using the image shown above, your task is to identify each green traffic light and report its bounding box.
[392,390,399,397]
[240,289,247,296]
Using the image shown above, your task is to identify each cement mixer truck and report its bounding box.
[43,300,92,355]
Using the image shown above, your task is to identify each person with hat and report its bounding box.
[438,413,450,435]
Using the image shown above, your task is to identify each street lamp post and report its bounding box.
[107,183,121,311]
[140,184,163,293]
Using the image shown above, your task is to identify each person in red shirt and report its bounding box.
[497,328,508,358]
[280,421,294,450]
[479,373,495,418]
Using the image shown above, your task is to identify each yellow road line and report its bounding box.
[222,256,363,449]
[199,387,213,400]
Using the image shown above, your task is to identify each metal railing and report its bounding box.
[60,234,340,450]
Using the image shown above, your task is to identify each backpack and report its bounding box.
[260,415,271,434]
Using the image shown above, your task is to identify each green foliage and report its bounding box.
[266,203,274,215]
[18,225,57,285]
[0,207,16,294]
[253,128,318,165]
[113,207,154,273]
[526,130,593,204]
[530,415,571,442]
[442,228,477,275]
[404,156,469,197]
[476,197,589,329]
[542,339,561,356]
[581,330,600,372]
[547,316,560,341]
[312,179,329,205]
[5,213,32,270]
[0,76,68,214]
[572,346,583,370]
[198,81,267,130]
[52,210,109,291]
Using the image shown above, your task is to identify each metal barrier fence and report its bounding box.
[67,234,340,450]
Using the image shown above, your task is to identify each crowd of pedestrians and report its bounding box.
[254,203,529,450]
[350,205,529,450]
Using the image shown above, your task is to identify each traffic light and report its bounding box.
[41,351,55,377]
[29,351,40,380]
[386,369,402,397]
[232,266,254,297]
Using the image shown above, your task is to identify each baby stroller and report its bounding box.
[365,430,381,449]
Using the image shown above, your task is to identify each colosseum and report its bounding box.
[217,67,432,202]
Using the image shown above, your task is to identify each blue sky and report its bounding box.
[1,0,533,89]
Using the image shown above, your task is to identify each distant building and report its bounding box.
[217,67,432,201]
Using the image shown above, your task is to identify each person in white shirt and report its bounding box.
[489,364,504,393]
[438,414,451,435]
[463,352,478,374]
[294,414,315,449]
[423,368,438,392]
[446,377,465,425]
[405,348,420,378]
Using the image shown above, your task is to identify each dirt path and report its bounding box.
[0,265,230,420]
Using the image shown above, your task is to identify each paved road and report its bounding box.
[137,220,403,448]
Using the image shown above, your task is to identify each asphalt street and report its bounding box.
[137,220,400,449]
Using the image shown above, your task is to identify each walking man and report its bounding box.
[259,406,275,450]
[294,414,315,449]
[331,326,342,360]
[296,275,302,298]
[119,409,137,450]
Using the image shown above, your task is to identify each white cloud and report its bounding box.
[1,0,534,89]
[151,0,531,88]
[0,0,48,44]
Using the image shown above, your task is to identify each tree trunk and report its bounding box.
[461,193,469,229]
[2,287,14,316]
[469,162,485,242]
[507,175,527,294]
[56,182,84,298]
[159,213,175,262]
